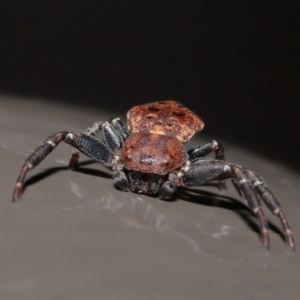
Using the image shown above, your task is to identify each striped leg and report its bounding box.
[12,131,112,202]
[230,166,270,249]
[182,159,295,250]
[187,140,225,161]
[187,140,226,189]
[247,171,295,251]
[68,119,128,169]
[68,121,103,169]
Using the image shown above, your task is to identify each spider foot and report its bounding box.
[274,209,296,251]
[12,182,23,203]
[217,179,227,190]
[68,149,79,170]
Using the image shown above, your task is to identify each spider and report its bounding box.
[12,101,295,250]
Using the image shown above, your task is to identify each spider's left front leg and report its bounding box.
[68,121,104,169]
[68,118,130,192]
[68,118,129,169]
[181,159,295,250]
[12,132,113,202]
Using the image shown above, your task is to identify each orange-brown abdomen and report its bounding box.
[127,101,204,143]
[121,133,187,175]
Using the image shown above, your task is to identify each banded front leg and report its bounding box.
[12,132,112,202]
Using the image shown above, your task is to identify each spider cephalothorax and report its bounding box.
[12,100,295,250]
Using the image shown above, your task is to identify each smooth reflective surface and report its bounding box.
[1,96,300,299]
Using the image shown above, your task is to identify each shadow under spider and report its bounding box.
[174,186,285,244]
[23,162,285,243]
[23,160,111,193]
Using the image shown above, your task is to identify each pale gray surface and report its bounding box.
[1,96,300,300]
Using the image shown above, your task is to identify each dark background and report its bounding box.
[1,1,299,170]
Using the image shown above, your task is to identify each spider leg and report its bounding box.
[188,140,225,161]
[68,119,128,169]
[111,118,129,140]
[158,180,177,199]
[68,121,104,169]
[100,120,133,191]
[187,141,226,189]
[181,159,295,250]
[247,171,296,251]
[230,178,243,196]
[101,120,124,152]
[12,131,112,202]
[113,170,129,192]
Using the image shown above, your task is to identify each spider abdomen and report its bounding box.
[121,133,187,175]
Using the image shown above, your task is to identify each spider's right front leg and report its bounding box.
[182,159,295,250]
[12,131,112,202]
[187,140,226,189]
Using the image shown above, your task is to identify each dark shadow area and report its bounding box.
[22,159,285,244]
[23,160,112,193]
[176,187,285,244]
[1,2,299,171]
